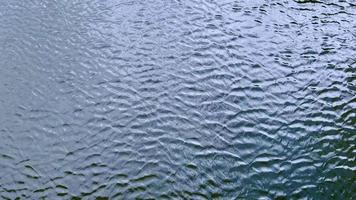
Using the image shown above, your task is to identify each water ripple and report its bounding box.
[0,0,355,199]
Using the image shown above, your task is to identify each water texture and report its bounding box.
[0,0,355,199]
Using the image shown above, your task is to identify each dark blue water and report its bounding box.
[0,0,355,199]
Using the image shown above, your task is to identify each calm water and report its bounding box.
[0,0,355,199]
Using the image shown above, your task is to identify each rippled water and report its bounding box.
[0,0,355,199]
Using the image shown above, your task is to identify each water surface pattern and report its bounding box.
[0,0,355,199]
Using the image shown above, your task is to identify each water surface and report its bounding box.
[0,0,355,199]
